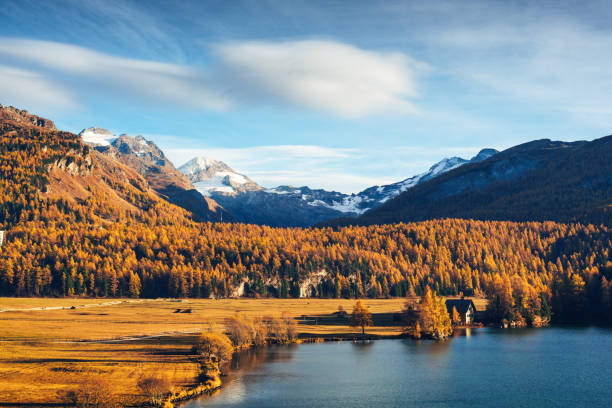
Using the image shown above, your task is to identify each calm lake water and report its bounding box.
[184,327,612,408]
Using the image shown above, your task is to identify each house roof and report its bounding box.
[445,299,475,315]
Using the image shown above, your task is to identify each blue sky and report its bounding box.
[1,0,611,192]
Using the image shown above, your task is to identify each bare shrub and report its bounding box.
[68,372,120,408]
[282,312,298,341]
[252,316,268,346]
[265,315,287,342]
[137,373,171,406]
[224,315,255,347]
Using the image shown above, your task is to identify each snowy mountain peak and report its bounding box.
[178,157,233,180]
[326,147,500,213]
[427,156,467,177]
[79,127,117,146]
[110,133,168,165]
[471,148,498,162]
[179,156,261,196]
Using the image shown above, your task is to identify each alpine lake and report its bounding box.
[184,327,612,408]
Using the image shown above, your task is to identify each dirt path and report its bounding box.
[74,328,202,343]
[0,299,156,312]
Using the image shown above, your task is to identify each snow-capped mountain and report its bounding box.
[177,148,498,227]
[79,127,117,146]
[348,148,499,211]
[261,148,499,216]
[179,157,262,196]
[342,140,612,226]
[80,127,229,222]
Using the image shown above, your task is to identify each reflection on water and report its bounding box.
[400,337,452,356]
[454,327,471,337]
[185,328,612,408]
[350,339,375,353]
[231,345,297,371]
[224,344,297,381]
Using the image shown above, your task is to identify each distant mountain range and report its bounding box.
[332,137,612,226]
[75,124,611,228]
[175,149,497,227]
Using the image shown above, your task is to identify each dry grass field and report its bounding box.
[0,297,484,406]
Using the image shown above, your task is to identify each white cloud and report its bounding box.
[0,65,78,112]
[0,37,425,118]
[214,40,426,117]
[0,37,230,111]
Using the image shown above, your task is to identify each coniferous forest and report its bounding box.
[1,113,612,326]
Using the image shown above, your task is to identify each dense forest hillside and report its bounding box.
[332,137,612,226]
[0,107,611,325]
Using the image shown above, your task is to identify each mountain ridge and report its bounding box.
[331,136,612,226]
[176,147,498,226]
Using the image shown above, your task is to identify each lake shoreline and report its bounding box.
[178,327,612,408]
[172,326,488,408]
[171,333,396,408]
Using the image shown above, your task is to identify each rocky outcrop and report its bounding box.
[0,104,56,129]
[299,270,328,297]
[51,154,93,176]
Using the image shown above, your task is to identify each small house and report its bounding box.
[445,298,476,325]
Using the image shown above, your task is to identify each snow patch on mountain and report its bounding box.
[179,157,261,196]
[274,148,499,214]
[179,147,499,223]
[79,127,117,146]
[319,195,369,214]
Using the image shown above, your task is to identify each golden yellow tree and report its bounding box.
[452,306,461,325]
[350,300,373,336]
[418,286,452,340]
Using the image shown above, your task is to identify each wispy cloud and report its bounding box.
[166,144,378,192]
[168,144,360,171]
[214,40,427,117]
[0,65,78,112]
[0,37,425,118]
[0,37,229,111]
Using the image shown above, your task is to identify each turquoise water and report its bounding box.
[184,327,612,408]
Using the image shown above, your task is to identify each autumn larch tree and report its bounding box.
[349,300,373,336]
[418,286,452,340]
[451,306,461,325]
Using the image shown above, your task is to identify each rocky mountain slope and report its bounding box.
[78,127,230,222]
[0,105,189,231]
[0,104,56,129]
[335,137,612,226]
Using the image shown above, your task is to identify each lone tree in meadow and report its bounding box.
[350,300,373,336]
